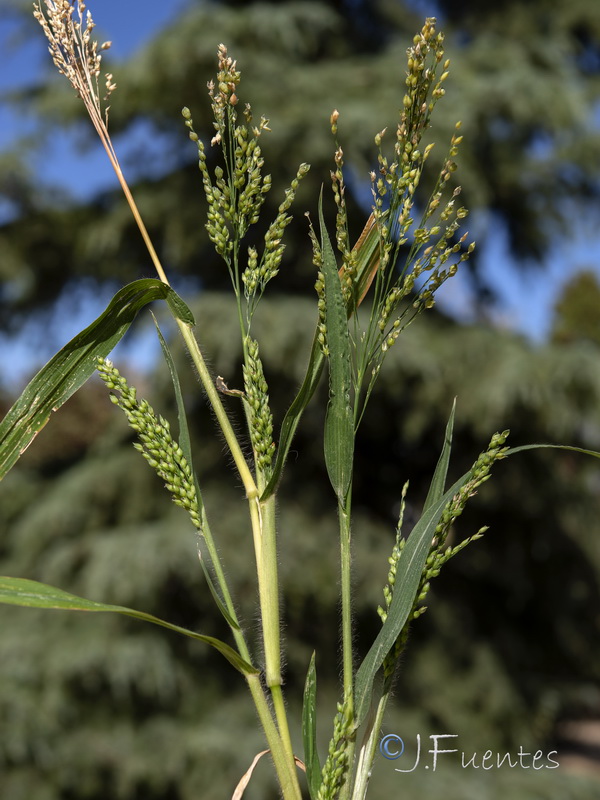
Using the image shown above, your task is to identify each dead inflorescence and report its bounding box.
[33,0,115,129]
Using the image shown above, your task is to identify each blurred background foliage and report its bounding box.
[1,0,600,798]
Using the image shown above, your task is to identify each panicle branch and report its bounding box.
[243,337,276,475]
[33,0,116,131]
[182,47,309,323]
[324,18,476,419]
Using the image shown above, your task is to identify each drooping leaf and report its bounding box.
[0,279,194,481]
[319,194,354,501]
[423,398,456,513]
[0,577,255,675]
[505,443,600,459]
[302,651,322,800]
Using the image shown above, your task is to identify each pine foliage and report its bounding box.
[1,298,600,797]
[1,0,600,325]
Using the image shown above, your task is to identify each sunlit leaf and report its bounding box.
[261,211,382,501]
[423,398,456,512]
[0,279,194,480]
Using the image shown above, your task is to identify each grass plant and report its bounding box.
[1,3,599,799]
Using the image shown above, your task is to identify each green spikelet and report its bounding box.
[96,358,202,533]
[317,694,353,800]
[242,338,275,474]
[380,431,510,679]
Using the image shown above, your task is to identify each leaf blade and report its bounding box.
[0,279,194,481]
[319,194,354,501]
[260,332,326,500]
[302,652,322,800]
[506,443,600,459]
[0,576,255,675]
[423,398,456,513]
[261,210,382,502]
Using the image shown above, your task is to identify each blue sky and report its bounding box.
[0,0,191,386]
[0,0,191,196]
[0,0,598,387]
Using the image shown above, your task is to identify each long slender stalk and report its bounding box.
[205,514,300,798]
[339,494,354,700]
[337,489,356,800]
[254,465,294,768]
[178,324,257,497]
[259,494,283,687]
[246,674,302,800]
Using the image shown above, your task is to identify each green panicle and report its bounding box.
[96,357,203,533]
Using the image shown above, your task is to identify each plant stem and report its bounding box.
[245,488,298,797]
[179,324,258,497]
[252,474,294,767]
[256,491,281,686]
[339,494,353,699]
[246,674,303,800]
[208,521,299,799]
[95,128,169,286]
[271,683,296,764]
[338,490,356,800]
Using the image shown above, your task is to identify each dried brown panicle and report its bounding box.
[33,0,115,127]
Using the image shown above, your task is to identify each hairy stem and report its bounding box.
[337,491,356,800]
[246,674,302,800]
[258,493,283,688]
[339,495,353,701]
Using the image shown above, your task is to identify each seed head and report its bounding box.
[33,0,116,127]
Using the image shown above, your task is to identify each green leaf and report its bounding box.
[423,398,456,513]
[353,466,476,728]
[152,314,195,468]
[302,652,322,800]
[196,554,241,632]
[260,212,381,502]
[0,577,256,676]
[164,288,195,326]
[353,436,600,727]
[153,318,240,632]
[260,332,325,500]
[0,279,195,481]
[319,194,354,501]
[505,443,600,459]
